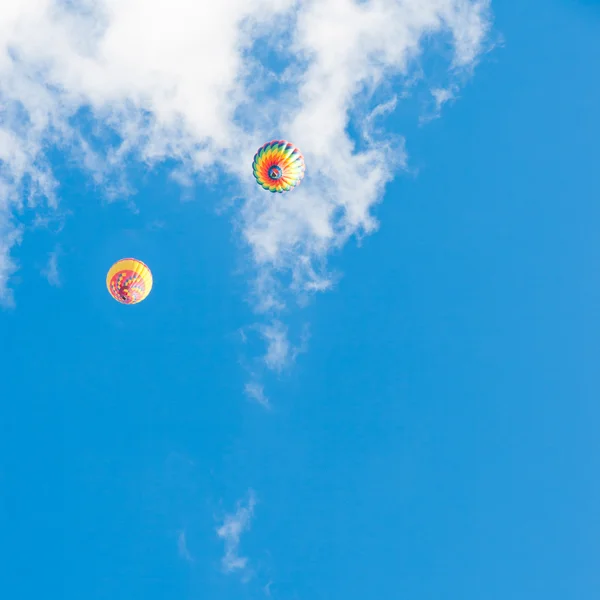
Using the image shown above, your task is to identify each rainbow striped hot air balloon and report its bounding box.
[252,140,305,193]
[106,258,153,305]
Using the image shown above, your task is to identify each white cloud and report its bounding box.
[0,0,492,307]
[0,218,22,306]
[431,86,456,110]
[177,530,193,562]
[418,85,459,124]
[240,321,308,402]
[260,320,290,372]
[257,319,309,371]
[42,245,61,286]
[245,381,270,408]
[216,490,256,576]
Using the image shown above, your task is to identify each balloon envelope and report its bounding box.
[252,140,305,193]
[106,258,153,305]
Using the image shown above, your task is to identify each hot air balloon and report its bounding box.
[252,140,305,193]
[106,258,153,305]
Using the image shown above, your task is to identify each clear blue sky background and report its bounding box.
[1,1,599,598]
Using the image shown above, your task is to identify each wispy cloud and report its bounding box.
[245,381,270,408]
[0,220,22,307]
[0,0,493,306]
[177,530,194,562]
[261,320,290,372]
[418,85,460,124]
[216,490,256,577]
[239,319,309,391]
[431,87,456,111]
[240,320,309,400]
[261,320,309,371]
[42,246,61,287]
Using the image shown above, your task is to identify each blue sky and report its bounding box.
[1,0,599,598]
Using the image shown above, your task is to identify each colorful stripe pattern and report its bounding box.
[252,140,305,193]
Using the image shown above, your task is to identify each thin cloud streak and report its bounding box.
[42,246,61,287]
[245,381,270,408]
[177,530,194,562]
[261,320,290,372]
[216,490,256,576]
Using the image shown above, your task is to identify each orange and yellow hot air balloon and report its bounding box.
[106,258,153,305]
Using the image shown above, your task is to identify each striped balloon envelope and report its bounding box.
[106,258,153,305]
[252,140,305,193]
